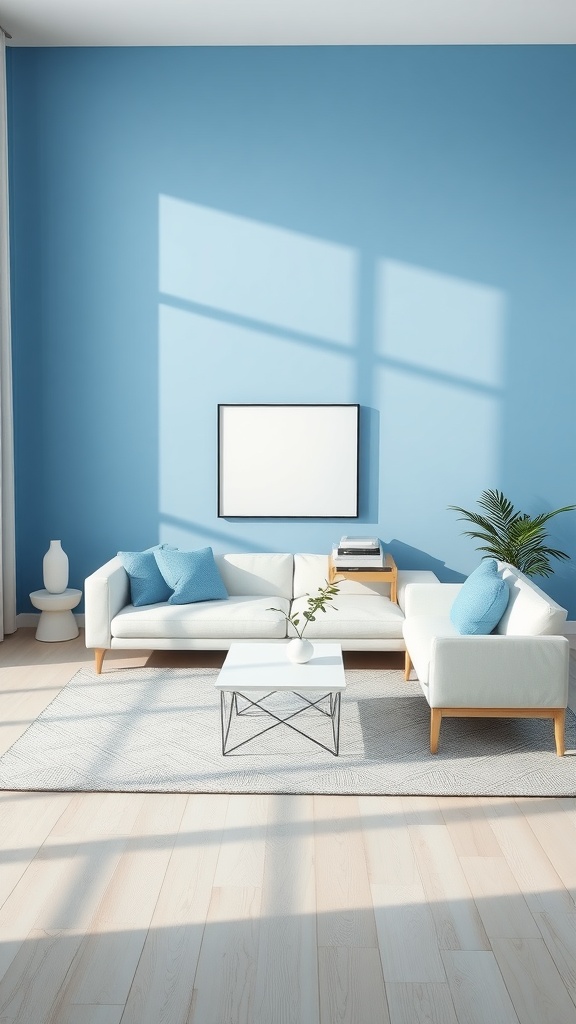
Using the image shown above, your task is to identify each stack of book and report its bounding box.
[332,536,386,570]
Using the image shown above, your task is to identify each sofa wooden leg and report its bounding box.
[430,708,442,754]
[404,651,412,681]
[553,708,566,756]
[95,649,106,675]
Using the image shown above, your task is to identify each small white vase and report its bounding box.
[286,637,314,664]
[43,540,69,594]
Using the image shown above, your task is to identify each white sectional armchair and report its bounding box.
[402,562,570,756]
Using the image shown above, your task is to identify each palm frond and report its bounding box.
[522,505,576,529]
[448,509,501,539]
[476,489,520,531]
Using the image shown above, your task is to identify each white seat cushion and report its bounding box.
[112,596,290,640]
[289,594,404,640]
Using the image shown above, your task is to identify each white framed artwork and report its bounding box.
[218,404,359,518]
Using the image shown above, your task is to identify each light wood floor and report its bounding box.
[1,629,576,1024]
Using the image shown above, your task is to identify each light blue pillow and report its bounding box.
[450,558,509,635]
[154,547,228,605]
[118,547,173,607]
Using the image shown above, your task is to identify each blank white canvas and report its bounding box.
[218,405,359,517]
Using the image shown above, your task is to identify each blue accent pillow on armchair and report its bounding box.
[154,547,229,604]
[118,547,174,607]
[450,558,509,635]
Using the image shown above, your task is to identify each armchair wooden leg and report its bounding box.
[430,708,442,754]
[553,708,566,757]
[404,651,412,681]
[95,649,106,675]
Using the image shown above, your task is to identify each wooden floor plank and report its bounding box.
[385,982,459,1024]
[408,819,490,951]
[358,796,420,886]
[371,883,446,983]
[533,906,576,1005]
[29,834,129,933]
[253,794,319,1024]
[48,1007,124,1024]
[319,947,391,1024]
[437,796,503,857]
[478,797,570,916]
[188,886,261,1024]
[0,928,84,1024]
[0,791,72,908]
[50,795,186,1008]
[0,791,72,849]
[0,631,91,755]
[441,950,520,1024]
[0,835,91,983]
[459,856,541,940]
[120,793,229,1024]
[212,793,268,887]
[492,936,576,1024]
[515,797,576,901]
[400,795,444,828]
[315,795,378,948]
[50,792,148,837]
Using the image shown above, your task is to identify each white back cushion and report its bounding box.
[495,563,568,636]
[216,553,293,599]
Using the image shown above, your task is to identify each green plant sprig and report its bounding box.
[449,489,576,577]
[268,580,340,639]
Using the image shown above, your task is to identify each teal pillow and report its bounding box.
[154,547,228,605]
[118,547,173,607]
[450,558,509,635]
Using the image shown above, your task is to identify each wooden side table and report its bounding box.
[328,552,398,604]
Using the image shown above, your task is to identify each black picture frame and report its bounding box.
[218,404,360,518]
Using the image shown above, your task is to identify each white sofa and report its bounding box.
[402,562,570,756]
[84,551,439,673]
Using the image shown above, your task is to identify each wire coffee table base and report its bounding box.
[220,688,342,756]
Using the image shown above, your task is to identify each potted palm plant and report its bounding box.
[448,489,576,577]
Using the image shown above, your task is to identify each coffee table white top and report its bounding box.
[215,642,345,692]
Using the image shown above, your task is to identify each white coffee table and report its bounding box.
[215,642,345,756]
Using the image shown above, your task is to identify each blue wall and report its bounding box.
[7,46,576,615]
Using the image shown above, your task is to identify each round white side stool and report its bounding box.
[29,588,82,642]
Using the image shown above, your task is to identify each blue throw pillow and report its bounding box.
[450,558,509,635]
[118,547,174,607]
[154,547,228,605]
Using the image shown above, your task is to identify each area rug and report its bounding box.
[0,666,574,796]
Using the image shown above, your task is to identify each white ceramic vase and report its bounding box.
[43,540,69,594]
[286,637,314,664]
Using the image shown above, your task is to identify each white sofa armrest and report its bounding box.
[429,634,569,708]
[84,556,130,650]
[403,583,463,618]
[396,571,440,612]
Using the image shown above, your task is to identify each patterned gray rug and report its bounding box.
[0,666,574,795]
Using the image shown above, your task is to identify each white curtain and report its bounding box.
[0,29,16,638]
